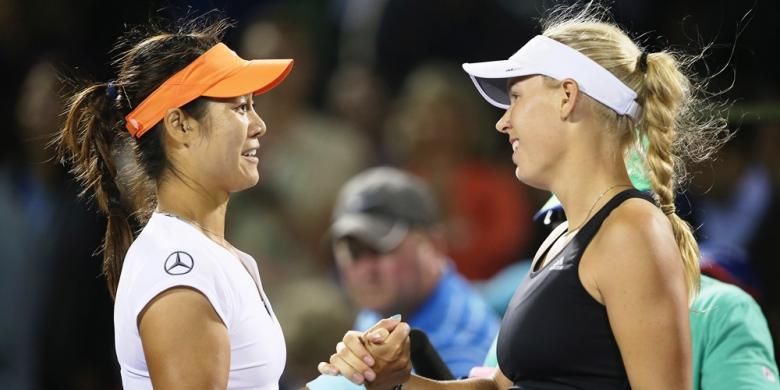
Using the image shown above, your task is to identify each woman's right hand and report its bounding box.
[318,318,412,389]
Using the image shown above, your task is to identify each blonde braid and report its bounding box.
[640,52,701,300]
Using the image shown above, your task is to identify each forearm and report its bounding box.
[400,375,498,390]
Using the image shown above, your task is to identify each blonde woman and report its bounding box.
[319,4,728,390]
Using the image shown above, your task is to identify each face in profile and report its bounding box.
[186,94,267,193]
[496,75,568,189]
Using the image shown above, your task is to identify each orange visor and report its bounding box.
[125,43,294,138]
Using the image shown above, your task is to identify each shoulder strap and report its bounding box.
[577,188,655,241]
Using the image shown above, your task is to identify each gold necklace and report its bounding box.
[566,184,633,233]
[158,210,237,254]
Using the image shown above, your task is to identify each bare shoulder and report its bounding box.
[583,198,686,303]
[591,197,679,266]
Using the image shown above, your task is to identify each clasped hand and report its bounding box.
[318,317,412,389]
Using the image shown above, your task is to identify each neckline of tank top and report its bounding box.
[528,188,643,277]
[154,211,245,261]
[530,223,569,274]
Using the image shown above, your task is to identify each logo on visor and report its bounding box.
[505,67,521,72]
[164,251,194,275]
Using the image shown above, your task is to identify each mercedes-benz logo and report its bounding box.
[164,251,194,275]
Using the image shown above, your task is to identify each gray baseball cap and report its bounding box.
[330,167,439,252]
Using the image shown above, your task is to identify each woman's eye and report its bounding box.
[236,103,249,113]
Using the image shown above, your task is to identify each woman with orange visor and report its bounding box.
[56,16,294,389]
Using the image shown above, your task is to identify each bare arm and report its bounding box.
[396,375,496,390]
[397,368,512,390]
[584,200,692,390]
[139,287,230,390]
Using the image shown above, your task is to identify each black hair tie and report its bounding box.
[638,52,649,73]
[106,80,119,100]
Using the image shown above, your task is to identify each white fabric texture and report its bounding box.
[114,212,286,389]
[462,35,641,120]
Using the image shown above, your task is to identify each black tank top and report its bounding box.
[497,189,655,390]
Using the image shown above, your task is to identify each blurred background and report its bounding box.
[1,0,778,389]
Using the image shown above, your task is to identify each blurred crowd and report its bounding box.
[0,0,778,389]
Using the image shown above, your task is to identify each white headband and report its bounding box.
[462,35,642,120]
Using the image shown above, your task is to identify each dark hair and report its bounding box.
[54,15,233,298]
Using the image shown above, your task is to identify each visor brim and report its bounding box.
[462,61,534,110]
[203,59,294,98]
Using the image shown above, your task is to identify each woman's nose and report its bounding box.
[250,110,266,138]
[495,110,510,133]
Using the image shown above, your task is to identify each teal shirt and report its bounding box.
[483,275,780,389]
[691,275,779,389]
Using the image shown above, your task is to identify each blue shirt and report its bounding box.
[307,264,499,389]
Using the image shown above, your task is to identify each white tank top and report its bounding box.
[114,212,286,389]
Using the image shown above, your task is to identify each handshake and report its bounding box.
[317,315,412,390]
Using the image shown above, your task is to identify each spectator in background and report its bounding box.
[688,274,779,389]
[308,167,499,389]
[385,63,534,281]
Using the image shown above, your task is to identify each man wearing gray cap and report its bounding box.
[309,167,499,388]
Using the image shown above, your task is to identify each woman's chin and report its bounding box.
[232,173,260,192]
[514,165,530,183]
[246,174,261,189]
[514,166,547,190]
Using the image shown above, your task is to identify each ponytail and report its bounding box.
[55,82,136,298]
[638,52,701,302]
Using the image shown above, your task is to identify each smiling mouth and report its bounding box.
[242,149,258,158]
[511,140,519,152]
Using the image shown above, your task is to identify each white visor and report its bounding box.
[462,35,641,120]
